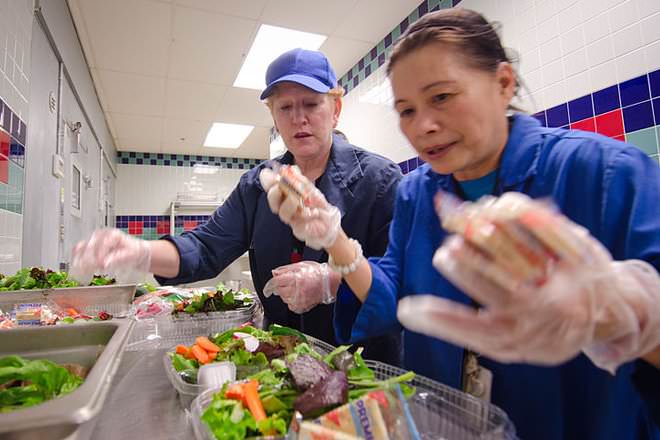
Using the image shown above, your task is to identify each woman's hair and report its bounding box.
[387,8,521,99]
[263,85,345,110]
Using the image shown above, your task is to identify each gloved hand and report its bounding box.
[262,261,340,314]
[70,228,152,284]
[397,192,660,373]
[259,167,341,250]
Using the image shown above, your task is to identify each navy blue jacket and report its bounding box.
[335,114,660,439]
[157,134,403,365]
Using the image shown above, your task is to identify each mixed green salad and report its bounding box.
[169,325,415,439]
[172,283,253,316]
[0,355,85,412]
[0,267,115,291]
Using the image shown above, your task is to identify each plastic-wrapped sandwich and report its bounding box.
[434,191,596,294]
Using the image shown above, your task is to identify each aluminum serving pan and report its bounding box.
[0,320,134,440]
[0,284,137,317]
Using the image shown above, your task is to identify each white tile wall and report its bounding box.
[338,0,660,162]
[0,0,32,274]
[115,164,247,215]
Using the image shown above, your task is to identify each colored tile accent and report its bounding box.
[156,220,170,234]
[546,103,569,127]
[117,215,211,239]
[595,109,624,138]
[620,75,650,107]
[568,95,593,123]
[399,160,408,174]
[623,101,654,132]
[653,98,660,125]
[626,127,659,156]
[337,0,462,95]
[128,221,143,235]
[593,85,620,116]
[650,69,660,98]
[407,157,417,171]
[613,134,626,142]
[0,155,7,184]
[533,111,547,127]
[116,151,264,169]
[570,117,596,132]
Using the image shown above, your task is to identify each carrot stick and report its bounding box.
[184,346,196,360]
[175,345,188,355]
[195,336,220,353]
[191,344,210,364]
[225,383,245,401]
[243,380,266,422]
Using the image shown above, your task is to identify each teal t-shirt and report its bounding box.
[455,169,498,201]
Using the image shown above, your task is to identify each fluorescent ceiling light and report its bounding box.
[203,123,254,149]
[234,24,327,91]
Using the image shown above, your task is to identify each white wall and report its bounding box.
[115,164,245,215]
[338,0,660,162]
[0,0,32,275]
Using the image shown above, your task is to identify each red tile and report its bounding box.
[595,109,624,138]
[0,155,7,184]
[157,220,171,234]
[184,220,197,231]
[0,129,9,158]
[128,221,143,235]
[570,117,596,132]
[613,134,626,142]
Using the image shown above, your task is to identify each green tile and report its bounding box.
[377,40,385,55]
[626,127,658,155]
[428,0,442,10]
[409,9,419,22]
[358,70,365,82]
[8,162,22,188]
[0,182,7,211]
[440,0,452,8]
[391,27,401,41]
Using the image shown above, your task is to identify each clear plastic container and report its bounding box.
[190,360,517,440]
[165,336,335,408]
[126,299,264,351]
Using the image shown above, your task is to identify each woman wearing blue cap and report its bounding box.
[71,49,403,365]
[261,8,660,440]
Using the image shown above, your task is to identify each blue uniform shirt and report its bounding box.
[335,113,660,439]
[156,133,403,365]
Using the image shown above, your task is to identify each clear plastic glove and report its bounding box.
[70,228,152,284]
[259,166,341,250]
[262,261,339,314]
[397,192,660,373]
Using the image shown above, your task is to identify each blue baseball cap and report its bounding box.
[260,48,337,100]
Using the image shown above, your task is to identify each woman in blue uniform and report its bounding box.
[262,9,660,439]
[71,49,403,365]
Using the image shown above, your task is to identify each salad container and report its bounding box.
[165,335,335,408]
[0,320,134,440]
[191,360,517,440]
[0,284,137,318]
[126,292,263,351]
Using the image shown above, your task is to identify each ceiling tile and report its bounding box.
[115,139,162,153]
[110,113,163,145]
[161,118,211,150]
[333,0,421,43]
[168,6,258,84]
[214,87,273,127]
[260,0,358,35]
[320,37,375,78]
[199,125,270,158]
[75,0,171,76]
[173,0,267,19]
[97,69,166,116]
[165,80,227,120]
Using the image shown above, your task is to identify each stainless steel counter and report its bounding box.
[90,349,194,440]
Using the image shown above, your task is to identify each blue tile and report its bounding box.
[418,157,425,165]
[399,161,408,174]
[365,65,372,77]
[623,101,654,132]
[177,160,183,166]
[399,16,409,33]
[619,75,650,107]
[418,2,428,16]
[378,53,385,66]
[232,157,238,163]
[157,153,163,159]
[136,158,143,165]
[648,69,660,98]
[164,160,170,165]
[533,111,547,127]
[358,59,364,70]
[593,85,620,115]
[1,102,10,132]
[546,103,569,127]
[129,152,136,158]
[150,159,156,165]
[568,95,593,122]
[143,153,150,159]
[653,98,660,125]
[10,114,19,139]
[121,158,129,164]
[407,158,417,171]
[384,33,392,48]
